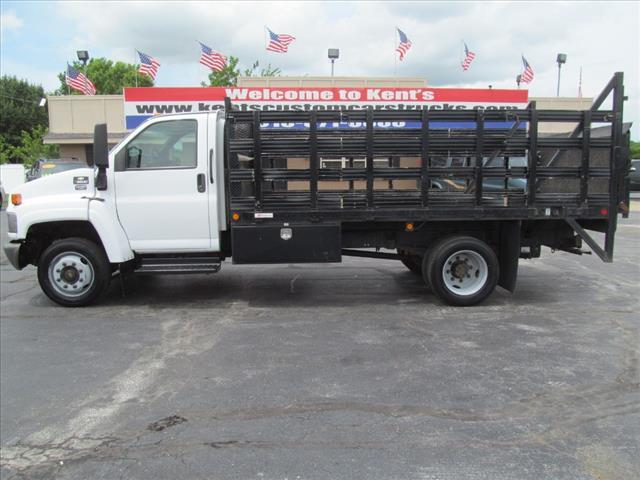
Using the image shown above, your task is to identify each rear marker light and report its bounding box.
[232,212,240,221]
[405,222,415,232]
[600,208,608,216]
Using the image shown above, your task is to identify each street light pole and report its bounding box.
[328,49,339,77]
[556,53,567,97]
[77,50,90,93]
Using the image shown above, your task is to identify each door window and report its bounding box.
[119,120,197,170]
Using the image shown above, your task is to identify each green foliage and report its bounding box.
[243,60,281,78]
[203,56,241,87]
[630,140,640,159]
[202,56,281,87]
[0,125,59,166]
[0,76,49,147]
[57,58,153,95]
[0,138,13,164]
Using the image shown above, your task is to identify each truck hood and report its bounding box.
[5,167,97,240]
[14,167,95,200]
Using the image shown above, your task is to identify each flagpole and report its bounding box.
[264,26,269,77]
[393,27,397,78]
[578,66,583,97]
[197,40,202,87]
[82,61,88,96]
[134,49,138,87]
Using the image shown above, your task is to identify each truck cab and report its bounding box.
[4,111,227,306]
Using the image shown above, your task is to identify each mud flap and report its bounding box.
[498,221,521,292]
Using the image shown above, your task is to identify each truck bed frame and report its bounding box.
[223,73,629,263]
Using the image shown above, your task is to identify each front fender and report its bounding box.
[89,199,134,263]
[13,196,89,239]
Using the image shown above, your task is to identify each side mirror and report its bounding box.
[93,124,109,168]
[93,123,109,190]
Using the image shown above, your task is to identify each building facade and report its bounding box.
[43,76,592,162]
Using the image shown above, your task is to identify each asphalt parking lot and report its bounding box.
[1,210,639,480]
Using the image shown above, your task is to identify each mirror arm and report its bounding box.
[96,167,108,191]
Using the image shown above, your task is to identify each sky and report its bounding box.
[1,0,639,137]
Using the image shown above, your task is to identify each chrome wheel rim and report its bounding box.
[442,250,488,296]
[48,252,94,298]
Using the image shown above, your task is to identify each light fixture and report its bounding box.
[328,48,339,77]
[76,50,90,66]
[556,53,567,97]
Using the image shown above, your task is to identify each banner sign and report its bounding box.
[123,87,529,130]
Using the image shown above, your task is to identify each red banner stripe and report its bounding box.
[124,87,528,103]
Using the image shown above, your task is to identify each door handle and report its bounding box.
[197,173,206,192]
[209,149,215,183]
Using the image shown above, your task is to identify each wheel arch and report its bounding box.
[22,221,108,267]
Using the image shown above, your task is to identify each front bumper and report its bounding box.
[2,241,23,270]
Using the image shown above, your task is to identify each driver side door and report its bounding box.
[113,116,212,252]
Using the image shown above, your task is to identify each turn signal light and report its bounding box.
[10,193,22,206]
[405,222,414,232]
[232,212,240,221]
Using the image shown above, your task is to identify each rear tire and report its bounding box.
[423,236,499,306]
[37,238,111,307]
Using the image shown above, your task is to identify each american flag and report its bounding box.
[461,42,476,71]
[521,55,535,84]
[266,28,295,53]
[199,42,227,72]
[396,28,412,61]
[137,50,160,80]
[65,64,96,95]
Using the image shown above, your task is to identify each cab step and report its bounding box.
[137,255,222,274]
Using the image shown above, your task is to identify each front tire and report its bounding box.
[37,238,111,307]
[423,236,499,306]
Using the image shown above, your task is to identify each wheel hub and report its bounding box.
[443,250,488,296]
[60,266,80,284]
[451,260,471,280]
[48,252,95,298]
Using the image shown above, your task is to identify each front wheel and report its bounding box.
[37,238,111,307]
[423,236,499,306]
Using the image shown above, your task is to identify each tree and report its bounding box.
[0,76,49,147]
[57,58,153,95]
[8,126,59,165]
[202,56,281,87]
[0,126,59,166]
[630,140,640,159]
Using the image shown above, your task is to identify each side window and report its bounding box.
[122,120,197,170]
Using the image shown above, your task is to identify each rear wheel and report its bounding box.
[423,236,499,306]
[37,238,111,307]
